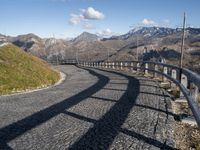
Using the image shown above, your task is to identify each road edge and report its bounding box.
[0,71,66,97]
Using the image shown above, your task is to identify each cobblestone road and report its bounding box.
[0,65,176,150]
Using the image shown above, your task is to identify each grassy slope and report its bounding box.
[0,44,60,95]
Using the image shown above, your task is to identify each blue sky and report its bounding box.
[0,0,200,38]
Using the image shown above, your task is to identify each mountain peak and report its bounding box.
[73,32,99,43]
[106,26,177,40]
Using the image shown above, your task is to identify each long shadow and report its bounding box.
[135,104,178,118]
[69,68,176,150]
[120,128,176,150]
[69,69,140,149]
[109,82,128,85]
[63,109,176,149]
[0,67,109,149]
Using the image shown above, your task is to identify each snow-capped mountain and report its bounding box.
[108,27,177,40]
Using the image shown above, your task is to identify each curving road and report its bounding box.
[0,65,176,150]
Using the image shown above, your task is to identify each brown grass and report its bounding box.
[175,122,200,150]
[0,44,60,95]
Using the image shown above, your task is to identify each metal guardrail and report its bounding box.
[48,60,77,65]
[78,61,200,128]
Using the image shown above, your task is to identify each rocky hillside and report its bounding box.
[0,27,200,71]
[72,32,99,43]
[0,44,60,95]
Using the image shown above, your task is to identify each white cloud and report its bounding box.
[142,18,156,26]
[69,14,84,25]
[82,7,104,20]
[69,7,104,26]
[97,28,114,37]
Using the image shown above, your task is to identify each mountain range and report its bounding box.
[1,27,200,71]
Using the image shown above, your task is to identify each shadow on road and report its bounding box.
[0,66,176,150]
[69,68,176,150]
[0,67,109,149]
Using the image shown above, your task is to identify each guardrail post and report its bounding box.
[112,62,115,69]
[130,62,134,72]
[154,64,158,78]
[105,62,108,68]
[137,63,140,73]
[115,62,118,70]
[109,62,111,69]
[125,62,128,71]
[145,63,148,75]
[180,74,188,97]
[190,83,199,103]
[120,62,123,70]
[102,62,105,68]
[163,67,168,82]
[171,69,177,89]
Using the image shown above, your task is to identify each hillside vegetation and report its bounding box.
[0,44,60,95]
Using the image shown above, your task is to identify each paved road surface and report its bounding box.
[0,65,176,150]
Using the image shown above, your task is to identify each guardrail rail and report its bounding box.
[78,60,200,128]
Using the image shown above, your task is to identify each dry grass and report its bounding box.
[0,44,60,95]
[169,88,180,98]
[175,122,200,150]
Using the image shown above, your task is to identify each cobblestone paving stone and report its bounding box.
[0,65,176,150]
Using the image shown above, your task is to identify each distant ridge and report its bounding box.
[72,32,99,43]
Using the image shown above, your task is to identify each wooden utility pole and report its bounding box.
[180,12,186,68]
[136,36,139,61]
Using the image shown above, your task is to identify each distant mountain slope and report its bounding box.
[9,33,46,58]
[72,32,99,43]
[1,27,200,69]
[0,44,60,95]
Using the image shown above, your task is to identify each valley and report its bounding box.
[1,27,200,73]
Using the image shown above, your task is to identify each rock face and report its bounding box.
[72,32,99,43]
[108,27,177,40]
[1,27,200,70]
